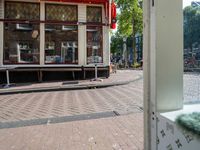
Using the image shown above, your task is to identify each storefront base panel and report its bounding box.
[0,66,110,84]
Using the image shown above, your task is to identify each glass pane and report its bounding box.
[87,26,103,64]
[5,2,40,20]
[45,25,78,64]
[46,4,77,21]
[87,6,102,23]
[4,23,40,64]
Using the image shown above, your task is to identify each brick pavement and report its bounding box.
[0,71,199,124]
[0,79,143,123]
[0,113,144,150]
[0,70,199,150]
[0,71,144,150]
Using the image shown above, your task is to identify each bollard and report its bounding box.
[5,69,10,88]
[95,64,98,80]
[90,64,103,82]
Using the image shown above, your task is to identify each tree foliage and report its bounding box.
[115,0,143,36]
[111,33,123,54]
[184,6,200,49]
[111,0,143,65]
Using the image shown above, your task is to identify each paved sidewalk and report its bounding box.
[0,79,143,123]
[0,70,143,95]
[0,70,144,150]
[0,113,144,150]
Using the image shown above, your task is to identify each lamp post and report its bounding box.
[123,37,128,68]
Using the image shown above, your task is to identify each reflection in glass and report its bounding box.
[46,4,77,21]
[87,6,102,23]
[45,25,78,64]
[4,23,40,64]
[87,26,103,64]
[5,2,40,20]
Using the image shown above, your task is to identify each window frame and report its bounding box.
[3,1,40,65]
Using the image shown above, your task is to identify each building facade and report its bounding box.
[0,0,112,82]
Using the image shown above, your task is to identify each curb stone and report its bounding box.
[0,75,143,95]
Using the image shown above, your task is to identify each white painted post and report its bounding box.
[155,0,183,112]
[0,0,4,66]
[78,5,87,66]
[78,25,87,66]
[143,0,151,149]
[144,0,183,149]
[40,1,45,66]
[0,22,3,67]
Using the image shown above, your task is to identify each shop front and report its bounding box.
[0,0,115,82]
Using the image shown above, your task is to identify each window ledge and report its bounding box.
[161,104,200,122]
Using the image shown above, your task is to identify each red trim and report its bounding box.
[41,0,108,4]
[111,1,116,29]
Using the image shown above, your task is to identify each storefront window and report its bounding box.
[4,2,40,64]
[87,6,102,23]
[5,2,40,20]
[87,6,103,64]
[4,23,40,64]
[87,26,103,64]
[46,4,77,22]
[45,25,78,64]
[45,4,78,64]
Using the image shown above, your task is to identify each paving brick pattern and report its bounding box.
[0,72,199,123]
[184,73,200,104]
[0,79,143,123]
[0,113,144,150]
[0,71,199,150]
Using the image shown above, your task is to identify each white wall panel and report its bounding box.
[40,2,45,65]
[78,4,87,65]
[155,0,183,112]
[103,26,110,66]
[0,0,4,66]
[78,25,86,65]
[78,5,86,22]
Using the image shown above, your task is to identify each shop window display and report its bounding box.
[45,25,78,64]
[4,23,40,64]
[87,26,103,64]
[3,2,40,64]
[87,7,103,64]
[45,4,78,64]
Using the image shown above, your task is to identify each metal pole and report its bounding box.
[90,64,103,82]
[6,69,10,87]
[123,37,128,68]
[95,64,98,80]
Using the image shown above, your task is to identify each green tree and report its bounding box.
[115,0,143,64]
[184,6,200,50]
[111,32,123,54]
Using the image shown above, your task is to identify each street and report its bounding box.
[0,70,199,149]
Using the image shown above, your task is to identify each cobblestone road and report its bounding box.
[184,73,200,104]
